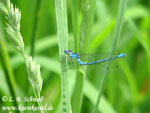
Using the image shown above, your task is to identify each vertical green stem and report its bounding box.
[70,1,83,113]
[22,51,44,113]
[30,0,41,57]
[71,69,85,113]
[70,0,79,52]
[71,0,96,113]
[27,0,42,104]
[93,0,128,113]
[55,0,71,113]
[80,0,96,53]
[0,37,19,113]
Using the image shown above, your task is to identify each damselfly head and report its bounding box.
[64,49,73,55]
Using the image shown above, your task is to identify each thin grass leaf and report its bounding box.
[0,70,10,95]
[0,37,20,113]
[127,19,150,57]
[90,19,116,52]
[10,55,60,74]
[93,0,128,113]
[55,0,71,113]
[126,5,149,19]
[70,0,79,52]
[84,80,117,113]
[119,60,138,103]
[30,0,41,57]
[71,0,96,113]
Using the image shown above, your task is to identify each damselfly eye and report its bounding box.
[64,50,67,54]
[69,49,72,52]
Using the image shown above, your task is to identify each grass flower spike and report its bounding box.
[0,0,24,53]
[26,55,43,96]
[0,0,10,16]
[0,0,43,95]
[0,0,43,112]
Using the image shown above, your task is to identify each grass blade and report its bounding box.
[55,0,71,113]
[70,0,79,51]
[0,37,19,113]
[127,19,150,56]
[27,0,42,104]
[71,0,96,113]
[93,0,128,113]
[84,80,116,113]
[30,0,42,57]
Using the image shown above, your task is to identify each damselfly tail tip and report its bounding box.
[119,53,127,58]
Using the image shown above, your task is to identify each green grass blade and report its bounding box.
[93,0,128,113]
[0,37,19,113]
[111,0,128,52]
[55,0,68,55]
[71,0,96,113]
[126,5,149,19]
[10,55,60,74]
[70,0,79,52]
[119,60,138,103]
[27,0,42,105]
[90,19,116,52]
[8,35,58,54]
[127,19,150,56]
[80,0,96,53]
[71,69,85,113]
[84,80,116,113]
[55,0,71,113]
[30,0,41,57]
[0,70,10,95]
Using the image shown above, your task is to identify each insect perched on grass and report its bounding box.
[64,49,127,71]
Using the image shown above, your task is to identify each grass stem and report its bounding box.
[30,0,41,57]
[0,37,19,113]
[55,0,71,112]
[71,0,96,113]
[92,0,128,113]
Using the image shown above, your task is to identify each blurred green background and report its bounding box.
[0,0,149,113]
